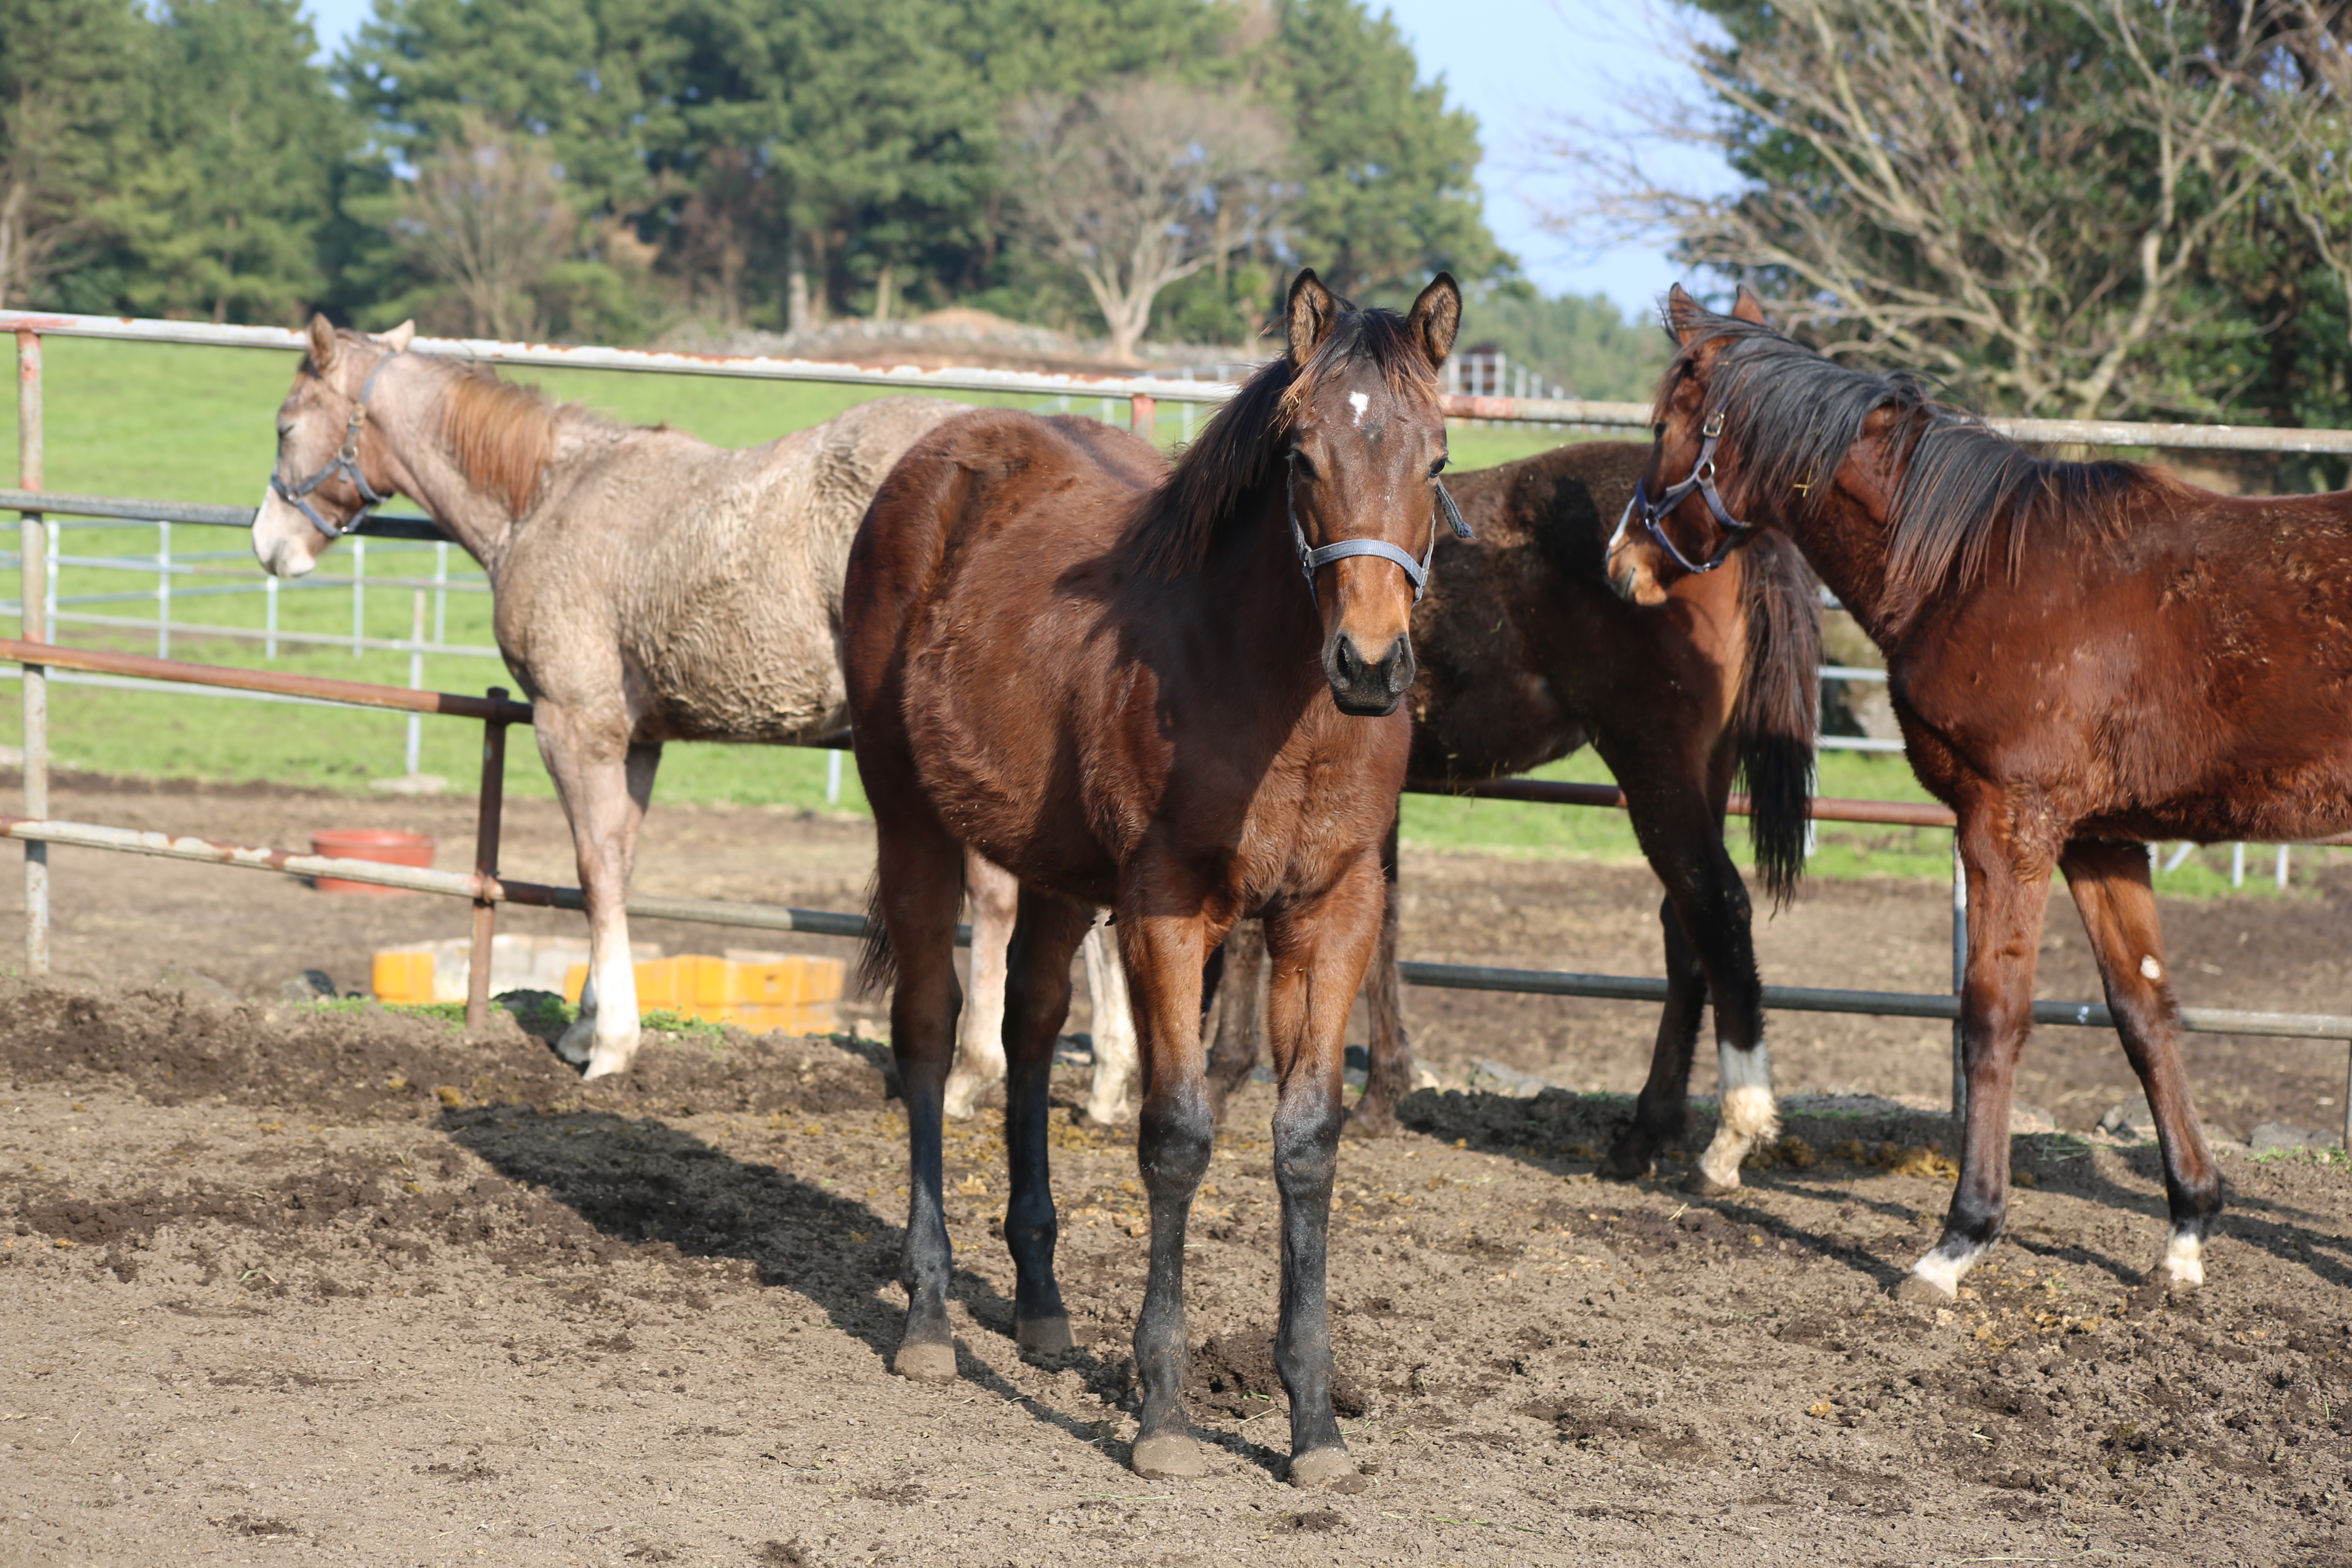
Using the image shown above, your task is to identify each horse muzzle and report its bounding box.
[1325,631,1414,717]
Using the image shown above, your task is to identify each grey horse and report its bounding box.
[251,316,1141,1086]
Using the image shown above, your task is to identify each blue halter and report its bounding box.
[269,345,403,540]
[1288,459,1474,608]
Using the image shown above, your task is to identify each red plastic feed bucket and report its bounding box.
[307,829,436,896]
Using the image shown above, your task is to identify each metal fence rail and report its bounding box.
[9,310,2351,1145]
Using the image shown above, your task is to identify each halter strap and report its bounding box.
[1612,408,1755,575]
[269,344,404,540]
[1287,463,1475,608]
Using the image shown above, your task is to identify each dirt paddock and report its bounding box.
[2,780,2348,1565]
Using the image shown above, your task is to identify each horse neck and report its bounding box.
[365,356,524,576]
[1780,453,1915,650]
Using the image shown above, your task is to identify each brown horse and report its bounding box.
[1202,440,1821,1192]
[844,271,1461,1486]
[1606,283,2341,1301]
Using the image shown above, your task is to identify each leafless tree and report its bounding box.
[397,116,578,341]
[1003,77,1290,363]
[1540,0,2276,419]
[2219,4,2352,357]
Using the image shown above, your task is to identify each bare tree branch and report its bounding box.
[1002,78,1290,364]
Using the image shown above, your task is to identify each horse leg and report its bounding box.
[535,706,659,1078]
[1202,918,1266,1117]
[871,815,971,1379]
[1599,897,1708,1181]
[1001,889,1096,1352]
[1350,818,1416,1137]
[2058,839,2223,1290]
[1261,853,1385,1487]
[1898,817,2051,1302]
[1604,752,1771,1188]
[943,851,1018,1121]
[1081,918,1138,1125]
[1118,883,1217,1479]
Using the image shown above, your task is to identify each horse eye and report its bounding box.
[1652,422,1666,440]
[1290,450,1317,480]
[1428,456,1448,478]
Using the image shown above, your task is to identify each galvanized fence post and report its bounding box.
[404,588,425,777]
[15,328,47,976]
[1951,837,1968,1121]
[350,536,365,655]
[466,687,510,1033]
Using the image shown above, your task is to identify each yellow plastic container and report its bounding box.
[371,949,439,1007]
[559,952,842,1034]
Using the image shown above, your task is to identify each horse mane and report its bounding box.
[435,365,564,516]
[1129,306,1440,581]
[1658,300,2146,605]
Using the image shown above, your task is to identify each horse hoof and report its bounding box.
[552,1021,595,1067]
[891,1338,959,1381]
[1684,1169,1740,1198]
[580,1046,637,1081]
[1597,1156,1650,1184]
[1016,1315,1076,1354]
[1287,1448,1360,1490]
[1891,1272,1955,1305]
[1130,1431,1208,1480]
[1343,1105,1399,1139]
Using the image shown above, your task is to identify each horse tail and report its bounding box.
[856,872,898,997]
[1733,530,1822,909]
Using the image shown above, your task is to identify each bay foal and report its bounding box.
[844,272,1461,1485]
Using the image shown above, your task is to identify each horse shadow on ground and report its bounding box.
[1393,1086,2352,1298]
[436,1101,1297,1478]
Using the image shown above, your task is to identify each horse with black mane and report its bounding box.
[844,271,1461,1485]
[1607,283,2352,1301]
[1201,437,1821,1194]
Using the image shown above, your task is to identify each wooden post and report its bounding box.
[466,688,510,1032]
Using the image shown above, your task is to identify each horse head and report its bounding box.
[252,314,415,578]
[1607,283,1773,607]
[1282,269,1462,716]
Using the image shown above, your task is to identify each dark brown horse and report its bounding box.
[843,272,1462,1485]
[1606,283,2339,1301]
[1203,440,1821,1192]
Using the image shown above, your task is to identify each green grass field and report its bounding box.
[0,337,2326,898]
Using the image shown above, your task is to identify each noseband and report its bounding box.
[1611,409,1754,575]
[269,346,403,540]
[1288,460,1474,609]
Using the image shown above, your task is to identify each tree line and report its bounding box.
[0,0,1529,359]
[1557,0,2352,476]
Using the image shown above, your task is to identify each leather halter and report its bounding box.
[1613,409,1755,575]
[1288,459,1474,608]
[269,345,403,540]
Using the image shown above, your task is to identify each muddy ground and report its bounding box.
[1,780,2348,1565]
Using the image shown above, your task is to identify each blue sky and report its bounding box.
[299,0,1711,317]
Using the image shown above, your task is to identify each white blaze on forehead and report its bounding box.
[1349,391,1370,424]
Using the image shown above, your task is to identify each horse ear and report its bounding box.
[1664,283,1706,346]
[1287,269,1338,366]
[308,314,339,372]
[376,319,417,352]
[1731,284,1771,327]
[1408,272,1461,365]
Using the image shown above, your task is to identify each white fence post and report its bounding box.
[264,575,278,659]
[156,520,171,658]
[433,540,448,646]
[350,535,365,655]
[404,588,425,777]
[16,326,48,976]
